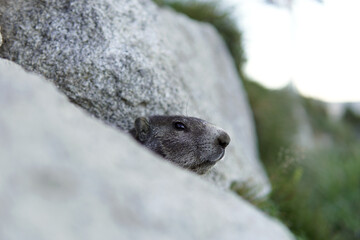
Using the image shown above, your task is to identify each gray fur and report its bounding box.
[129,115,230,174]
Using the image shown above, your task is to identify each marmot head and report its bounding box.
[129,115,230,174]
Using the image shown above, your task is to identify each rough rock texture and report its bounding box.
[0,27,2,47]
[0,0,269,193]
[0,59,294,240]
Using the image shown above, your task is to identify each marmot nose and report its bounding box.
[217,131,230,148]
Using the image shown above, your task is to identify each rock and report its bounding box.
[0,27,2,47]
[0,59,294,240]
[0,0,269,194]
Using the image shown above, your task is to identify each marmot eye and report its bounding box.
[174,121,186,131]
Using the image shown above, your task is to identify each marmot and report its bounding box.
[129,115,230,174]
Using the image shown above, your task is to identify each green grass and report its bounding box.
[246,80,360,240]
[303,147,360,240]
[243,80,298,164]
[268,145,360,240]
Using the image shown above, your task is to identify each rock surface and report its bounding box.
[0,59,294,240]
[0,27,2,47]
[0,0,269,193]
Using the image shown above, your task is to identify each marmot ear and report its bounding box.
[134,117,150,142]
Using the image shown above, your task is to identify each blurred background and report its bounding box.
[154,0,360,239]
[228,0,360,103]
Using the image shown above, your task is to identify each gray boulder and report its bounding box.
[0,59,294,240]
[0,0,269,193]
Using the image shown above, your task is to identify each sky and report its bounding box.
[225,0,360,102]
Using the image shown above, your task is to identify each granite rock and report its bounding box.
[0,59,294,240]
[0,0,269,193]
